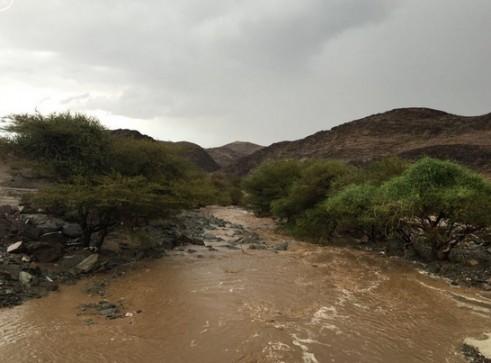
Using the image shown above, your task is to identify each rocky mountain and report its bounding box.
[206,141,264,168]
[110,129,220,172]
[222,108,491,177]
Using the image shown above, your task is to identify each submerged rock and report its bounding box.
[273,242,289,251]
[75,254,99,273]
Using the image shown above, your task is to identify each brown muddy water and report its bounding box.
[1,206,491,363]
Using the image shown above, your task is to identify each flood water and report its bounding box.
[1,206,491,363]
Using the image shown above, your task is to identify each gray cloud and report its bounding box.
[0,0,490,147]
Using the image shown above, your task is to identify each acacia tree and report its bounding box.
[26,175,188,247]
[242,159,303,216]
[380,158,491,260]
[2,112,111,178]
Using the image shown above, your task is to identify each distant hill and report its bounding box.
[110,129,220,172]
[206,141,264,168]
[222,108,491,177]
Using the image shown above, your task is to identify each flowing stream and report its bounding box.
[1,206,491,363]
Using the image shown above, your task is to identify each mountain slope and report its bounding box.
[223,108,491,176]
[207,141,264,168]
[111,129,220,172]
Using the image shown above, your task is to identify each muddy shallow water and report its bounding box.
[1,206,491,363]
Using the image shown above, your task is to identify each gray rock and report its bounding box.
[75,254,99,273]
[62,223,83,238]
[187,249,197,254]
[100,308,118,318]
[249,244,268,250]
[19,271,33,284]
[19,223,41,241]
[274,242,289,251]
[175,233,194,245]
[425,262,441,274]
[482,283,491,291]
[190,238,206,246]
[21,214,64,233]
[220,244,240,250]
[40,231,67,244]
[203,232,216,240]
[27,242,63,263]
[1,264,21,280]
[7,241,24,254]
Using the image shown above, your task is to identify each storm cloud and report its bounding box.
[1,0,490,146]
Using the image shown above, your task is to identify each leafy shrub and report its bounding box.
[242,159,303,215]
[2,112,111,178]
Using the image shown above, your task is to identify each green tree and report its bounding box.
[366,156,410,185]
[271,160,360,223]
[2,112,111,178]
[108,135,189,181]
[324,183,401,241]
[26,175,188,247]
[242,159,303,216]
[381,157,491,260]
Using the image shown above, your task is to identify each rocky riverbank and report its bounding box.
[0,204,277,309]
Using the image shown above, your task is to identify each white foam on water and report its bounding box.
[310,306,346,333]
[292,336,319,363]
[465,333,491,359]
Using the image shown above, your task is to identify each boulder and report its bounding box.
[203,232,217,240]
[40,231,67,244]
[175,233,206,246]
[26,242,63,263]
[20,214,64,234]
[7,241,25,254]
[19,271,33,284]
[273,242,289,251]
[19,223,41,241]
[0,264,21,280]
[467,259,479,267]
[425,262,441,274]
[62,223,83,238]
[75,254,99,273]
[249,244,268,250]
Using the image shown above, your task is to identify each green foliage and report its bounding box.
[209,173,244,206]
[379,158,491,259]
[4,111,228,247]
[27,174,187,246]
[108,135,189,182]
[271,160,360,222]
[324,183,402,240]
[284,205,336,241]
[242,159,303,215]
[245,156,491,261]
[382,158,491,221]
[366,156,410,185]
[2,112,111,178]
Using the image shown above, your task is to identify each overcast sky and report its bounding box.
[1,0,490,147]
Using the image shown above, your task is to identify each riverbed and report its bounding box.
[1,206,491,362]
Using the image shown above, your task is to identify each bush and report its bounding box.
[26,174,188,246]
[379,158,491,260]
[242,159,303,215]
[2,112,111,178]
[271,160,360,223]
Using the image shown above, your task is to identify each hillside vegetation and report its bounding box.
[0,112,226,246]
[243,157,491,261]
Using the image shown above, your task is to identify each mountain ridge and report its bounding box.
[222,108,491,177]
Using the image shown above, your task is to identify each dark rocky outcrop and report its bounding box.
[111,129,220,172]
[223,108,491,177]
[164,141,220,172]
[207,141,264,168]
